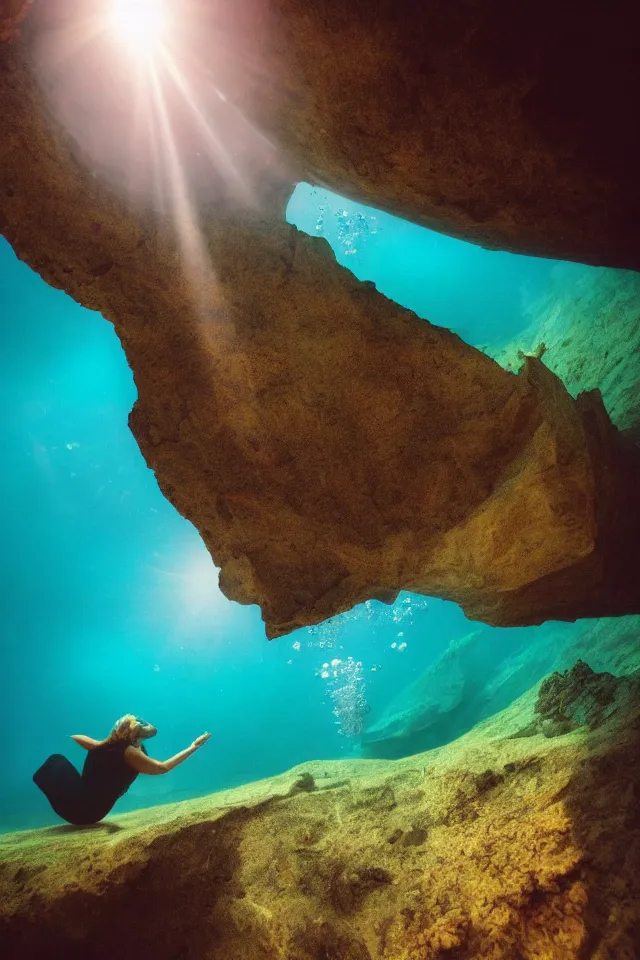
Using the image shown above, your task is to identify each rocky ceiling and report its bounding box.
[1,0,639,637]
[191,0,640,269]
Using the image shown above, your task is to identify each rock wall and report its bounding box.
[8,0,639,267]
[0,0,30,41]
[491,266,640,436]
[158,0,640,267]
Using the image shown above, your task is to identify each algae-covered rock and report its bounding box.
[363,627,497,755]
[2,664,640,958]
[533,660,633,738]
[364,616,640,758]
[491,267,640,435]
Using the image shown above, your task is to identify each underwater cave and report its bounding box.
[1,0,640,958]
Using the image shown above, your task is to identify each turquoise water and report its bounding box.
[287,184,560,347]
[0,184,597,832]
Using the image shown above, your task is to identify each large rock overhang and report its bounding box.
[1,2,639,638]
[198,0,640,269]
[5,0,640,268]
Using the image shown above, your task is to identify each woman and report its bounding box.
[33,714,211,826]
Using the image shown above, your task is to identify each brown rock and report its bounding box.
[0,34,639,636]
[220,0,640,267]
[0,0,31,42]
[19,0,640,267]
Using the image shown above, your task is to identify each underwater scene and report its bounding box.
[3,182,638,832]
[2,3,640,956]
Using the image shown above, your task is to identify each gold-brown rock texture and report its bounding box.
[2,662,640,959]
[185,0,640,269]
[9,0,640,268]
[1,30,640,636]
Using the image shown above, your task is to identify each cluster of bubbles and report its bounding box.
[391,641,407,652]
[303,593,429,652]
[314,202,380,257]
[390,594,429,631]
[292,593,431,739]
[305,616,341,650]
[316,656,369,739]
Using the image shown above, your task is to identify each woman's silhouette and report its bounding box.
[33,714,211,825]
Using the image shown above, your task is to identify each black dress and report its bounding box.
[33,740,145,825]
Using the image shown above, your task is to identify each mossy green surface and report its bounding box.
[492,267,640,434]
[3,665,640,958]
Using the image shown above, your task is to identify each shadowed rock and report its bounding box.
[0,0,31,41]
[533,660,631,738]
[193,0,640,268]
[8,0,640,268]
[19,0,638,267]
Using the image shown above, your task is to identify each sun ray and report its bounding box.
[161,50,252,206]
[147,62,215,319]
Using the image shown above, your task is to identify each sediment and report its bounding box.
[2,662,640,958]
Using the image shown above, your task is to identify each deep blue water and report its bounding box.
[0,184,592,832]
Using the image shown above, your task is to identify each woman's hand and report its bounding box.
[192,732,211,749]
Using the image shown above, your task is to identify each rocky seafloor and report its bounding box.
[2,659,640,959]
[363,615,640,759]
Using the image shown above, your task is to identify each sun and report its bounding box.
[108,0,168,56]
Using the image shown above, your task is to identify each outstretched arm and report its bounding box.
[124,732,211,776]
[70,735,102,750]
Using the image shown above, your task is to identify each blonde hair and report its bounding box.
[107,714,145,745]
